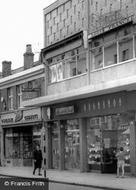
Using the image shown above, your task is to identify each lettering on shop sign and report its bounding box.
[24,114,38,121]
[83,97,122,112]
[89,15,133,38]
[1,118,13,124]
[55,106,74,116]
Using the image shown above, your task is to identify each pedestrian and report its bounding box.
[116,147,126,178]
[33,144,43,176]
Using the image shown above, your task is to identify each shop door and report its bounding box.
[52,123,59,169]
[101,116,118,173]
[65,119,80,170]
[22,127,33,166]
[101,115,130,173]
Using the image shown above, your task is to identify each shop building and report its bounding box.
[0,45,46,167]
[1,108,43,167]
[22,0,136,175]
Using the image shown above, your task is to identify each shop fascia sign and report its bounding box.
[89,14,134,39]
[1,109,41,125]
[55,105,75,116]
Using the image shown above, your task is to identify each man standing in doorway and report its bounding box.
[33,145,43,176]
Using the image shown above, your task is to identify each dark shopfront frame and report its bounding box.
[2,122,43,167]
[45,91,136,175]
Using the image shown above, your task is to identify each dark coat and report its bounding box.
[33,149,43,169]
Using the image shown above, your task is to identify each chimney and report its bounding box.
[2,61,12,77]
[23,44,34,70]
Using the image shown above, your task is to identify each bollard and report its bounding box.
[44,169,46,177]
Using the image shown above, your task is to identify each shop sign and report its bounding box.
[55,106,74,116]
[1,108,41,125]
[89,14,133,38]
[15,110,23,122]
[81,92,127,115]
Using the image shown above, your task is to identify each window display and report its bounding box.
[87,114,130,173]
[87,118,101,170]
[4,127,34,166]
[65,119,80,169]
[52,123,59,169]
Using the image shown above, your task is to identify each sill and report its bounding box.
[49,72,87,85]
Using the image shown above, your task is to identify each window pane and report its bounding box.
[77,52,86,74]
[104,42,117,66]
[91,46,103,70]
[119,36,133,62]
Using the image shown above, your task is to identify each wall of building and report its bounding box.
[88,0,135,34]
[48,74,87,95]
[44,0,87,47]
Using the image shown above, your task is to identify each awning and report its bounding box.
[22,74,136,108]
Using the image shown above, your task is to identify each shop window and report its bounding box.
[52,123,59,169]
[87,118,101,171]
[65,119,80,169]
[87,115,130,173]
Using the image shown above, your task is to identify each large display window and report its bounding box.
[4,126,38,166]
[87,114,130,173]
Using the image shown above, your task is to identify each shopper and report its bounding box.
[116,147,126,178]
[33,145,43,176]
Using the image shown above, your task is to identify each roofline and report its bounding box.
[42,31,83,54]
[0,65,45,89]
[43,0,69,15]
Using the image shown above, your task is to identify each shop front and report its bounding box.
[45,91,136,174]
[1,108,43,167]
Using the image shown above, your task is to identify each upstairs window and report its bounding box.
[7,87,13,110]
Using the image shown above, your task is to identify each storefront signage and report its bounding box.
[1,108,41,125]
[89,14,133,38]
[24,114,38,121]
[55,106,74,116]
[80,91,128,118]
[1,118,14,124]
[15,110,23,122]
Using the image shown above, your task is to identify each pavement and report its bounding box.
[0,166,136,190]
